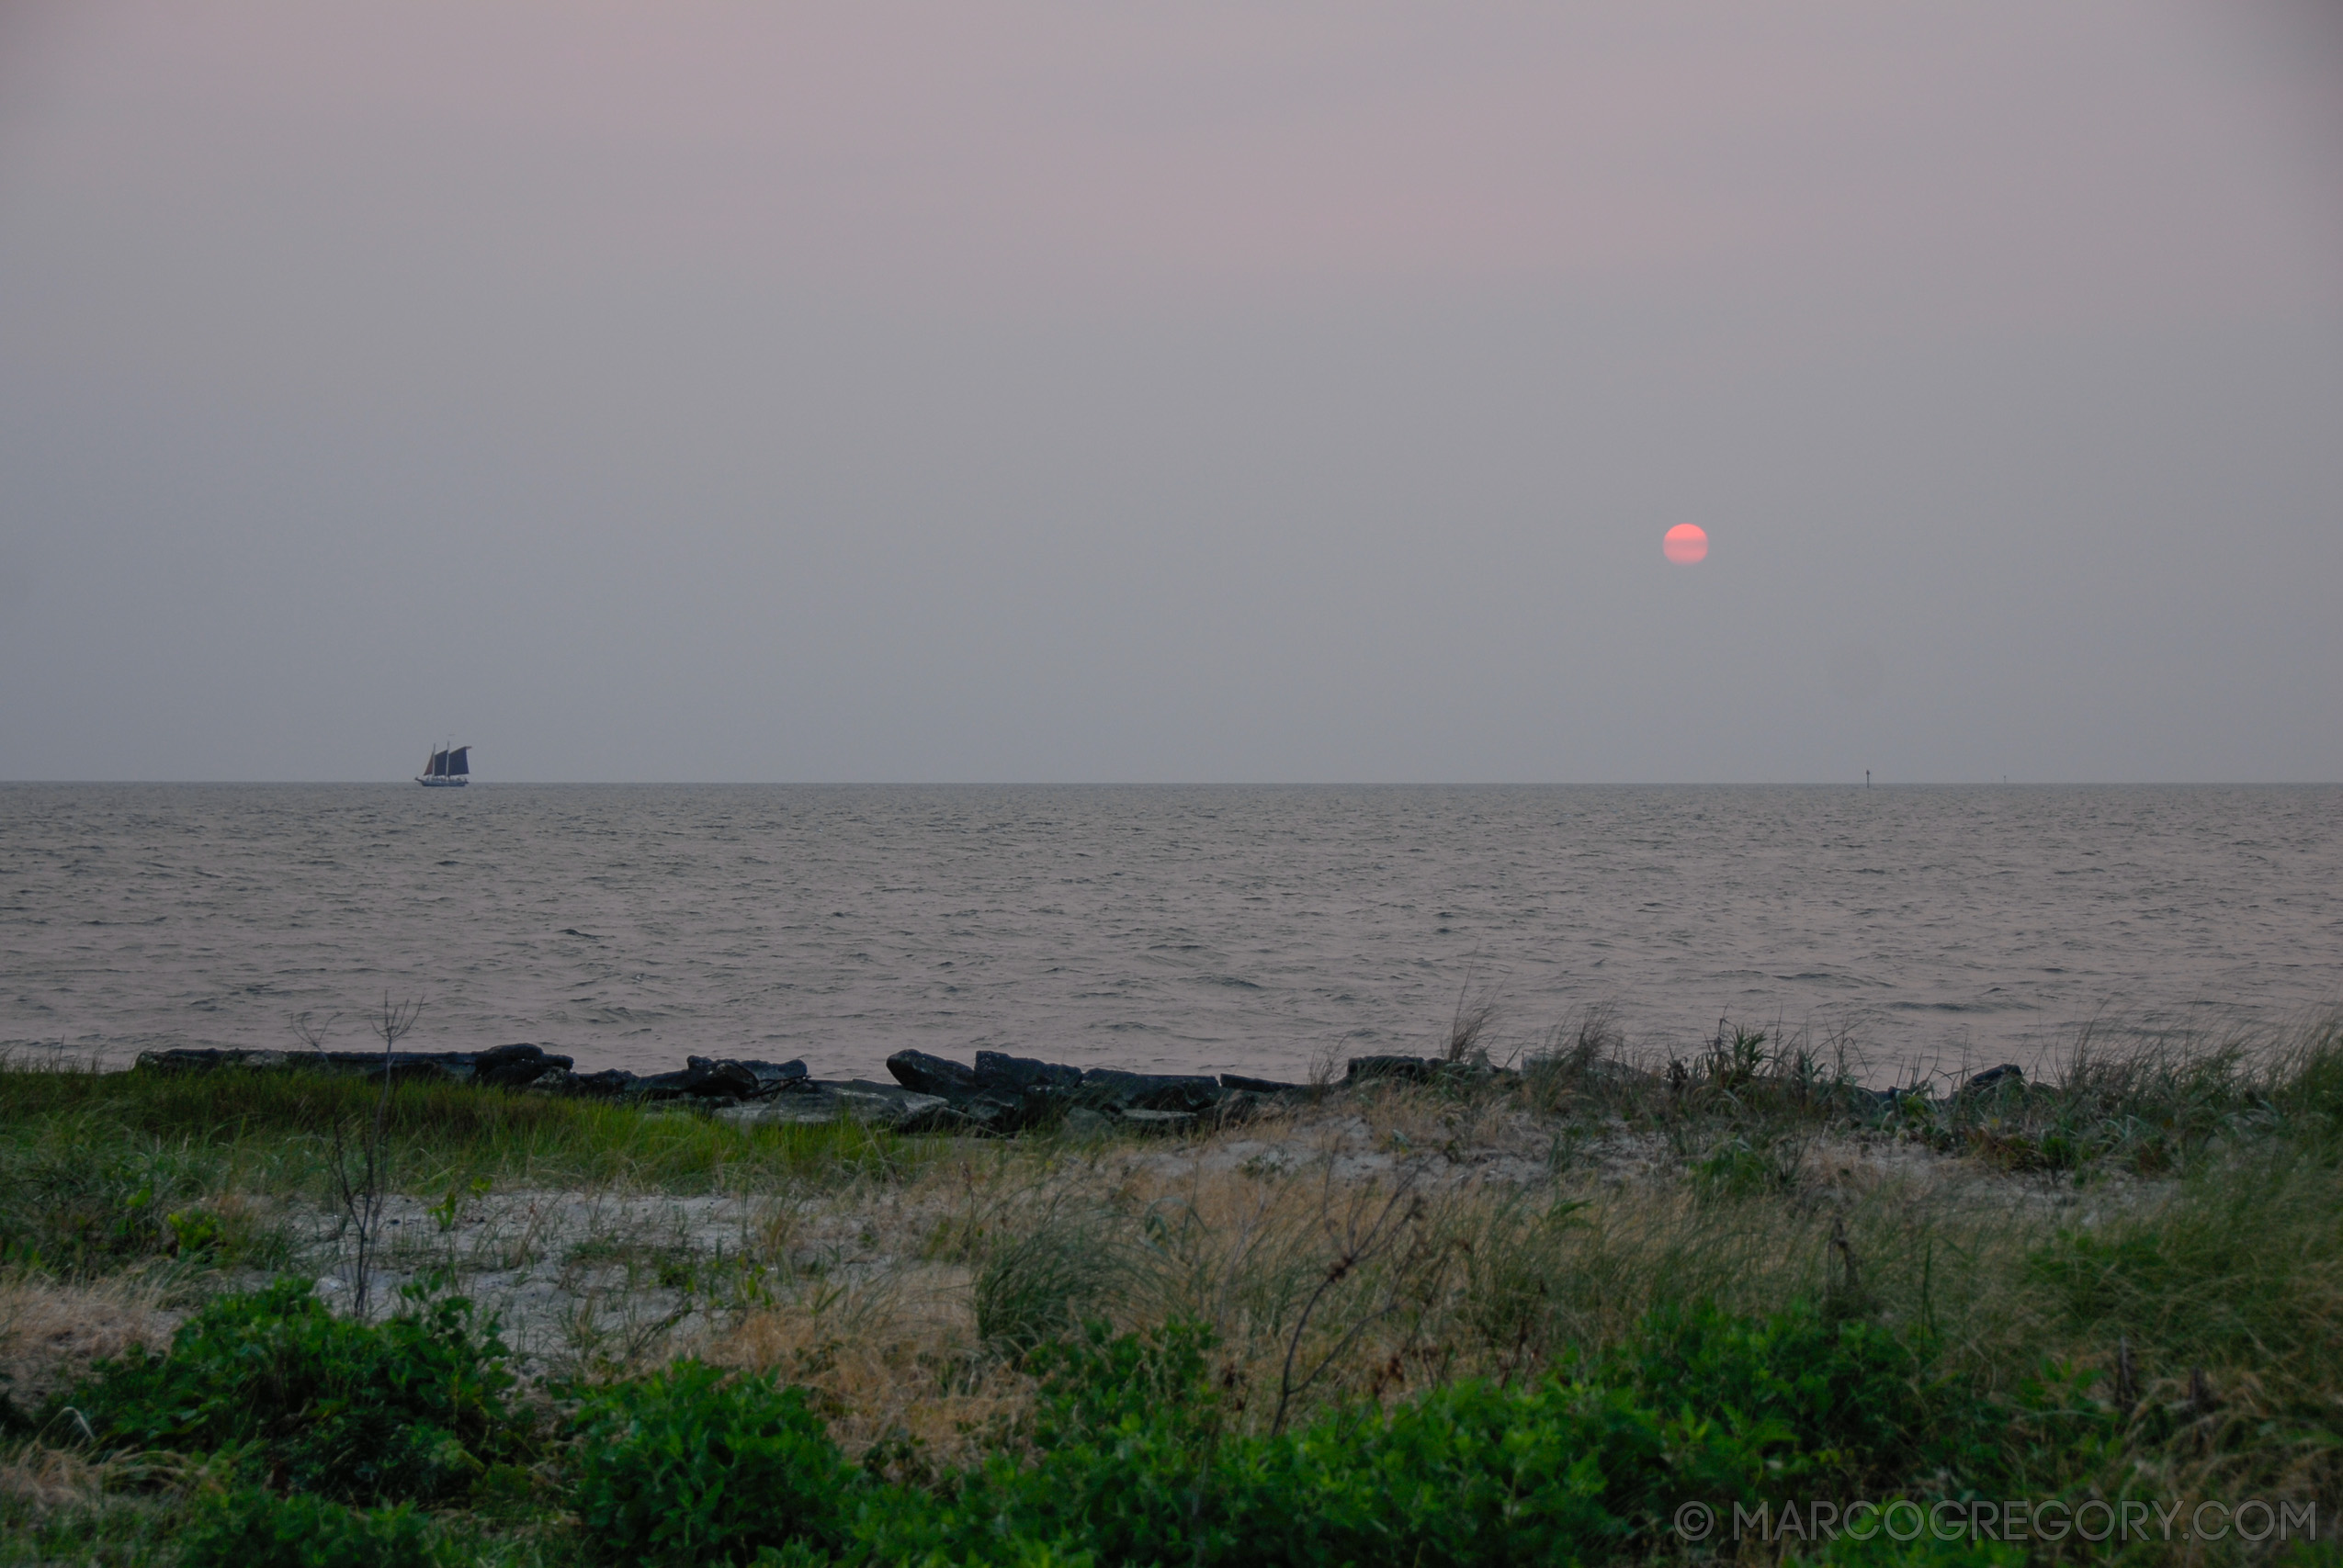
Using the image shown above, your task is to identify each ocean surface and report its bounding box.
[4,784,2338,1086]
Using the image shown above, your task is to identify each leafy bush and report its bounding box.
[51,1277,520,1504]
[1804,1534,2029,1566]
[1615,1300,1987,1488]
[820,1291,2096,1568]
[567,1358,855,1567]
[833,1305,1975,1568]
[179,1488,448,1568]
[865,1322,1231,1565]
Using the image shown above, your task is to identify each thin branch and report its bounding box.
[343,994,422,1321]
[1272,1162,1428,1436]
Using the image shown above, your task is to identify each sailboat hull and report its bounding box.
[415,776,468,787]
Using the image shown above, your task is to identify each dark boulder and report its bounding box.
[134,1043,581,1089]
[473,1043,573,1088]
[1958,1064,2026,1095]
[1079,1068,1223,1114]
[831,1080,958,1132]
[1219,1073,1306,1095]
[628,1057,766,1100]
[372,1055,466,1083]
[688,1056,765,1099]
[973,1051,1083,1096]
[565,1068,640,1098]
[886,1050,982,1099]
[136,1047,279,1074]
[735,1058,810,1096]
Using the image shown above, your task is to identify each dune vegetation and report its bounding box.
[3,1011,2339,1565]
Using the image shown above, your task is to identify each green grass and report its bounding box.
[0,1061,936,1279]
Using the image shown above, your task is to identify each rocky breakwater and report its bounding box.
[131,1043,1345,1134]
[821,1049,1283,1136]
[130,1044,2028,1134]
[132,1043,1540,1134]
[132,1044,878,1112]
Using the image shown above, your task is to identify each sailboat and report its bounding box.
[416,744,472,787]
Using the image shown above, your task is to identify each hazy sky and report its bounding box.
[4,1,2339,783]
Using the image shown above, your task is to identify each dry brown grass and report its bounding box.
[0,1442,114,1513]
[681,1094,2087,1455]
[0,1270,176,1411]
[709,1266,1037,1473]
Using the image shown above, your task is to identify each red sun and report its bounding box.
[1663,524,1709,565]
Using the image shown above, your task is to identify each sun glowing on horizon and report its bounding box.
[1663,524,1708,564]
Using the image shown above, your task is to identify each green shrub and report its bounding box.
[567,1358,855,1567]
[1616,1300,1988,1488]
[1801,1534,2029,1566]
[179,1487,447,1568]
[50,1277,520,1504]
[826,1296,2087,1568]
[871,1322,1232,1565]
[838,1309,1923,1567]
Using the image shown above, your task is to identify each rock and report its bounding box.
[564,1068,640,1098]
[886,1050,982,1098]
[930,1096,1024,1134]
[715,1081,957,1131]
[716,1092,848,1126]
[1219,1073,1306,1095]
[117,1040,1432,1138]
[1345,1055,1441,1086]
[736,1058,810,1096]
[136,1047,268,1073]
[1059,1107,1117,1139]
[972,1051,1083,1096]
[630,1068,702,1100]
[622,1056,775,1102]
[1079,1068,1223,1114]
[364,1054,475,1085]
[1116,1108,1196,1134]
[134,1043,576,1089]
[684,1056,764,1099]
[1959,1064,2025,1095]
[963,1052,1084,1132]
[473,1043,573,1088]
[830,1081,954,1130]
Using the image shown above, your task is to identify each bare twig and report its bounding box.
[289,1010,340,1055]
[1272,1161,1431,1436]
[335,994,422,1320]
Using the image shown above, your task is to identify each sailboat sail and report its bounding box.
[416,741,472,786]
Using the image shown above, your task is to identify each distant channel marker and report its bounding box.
[1663,524,1709,565]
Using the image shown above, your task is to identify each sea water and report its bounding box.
[3,784,2337,1085]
